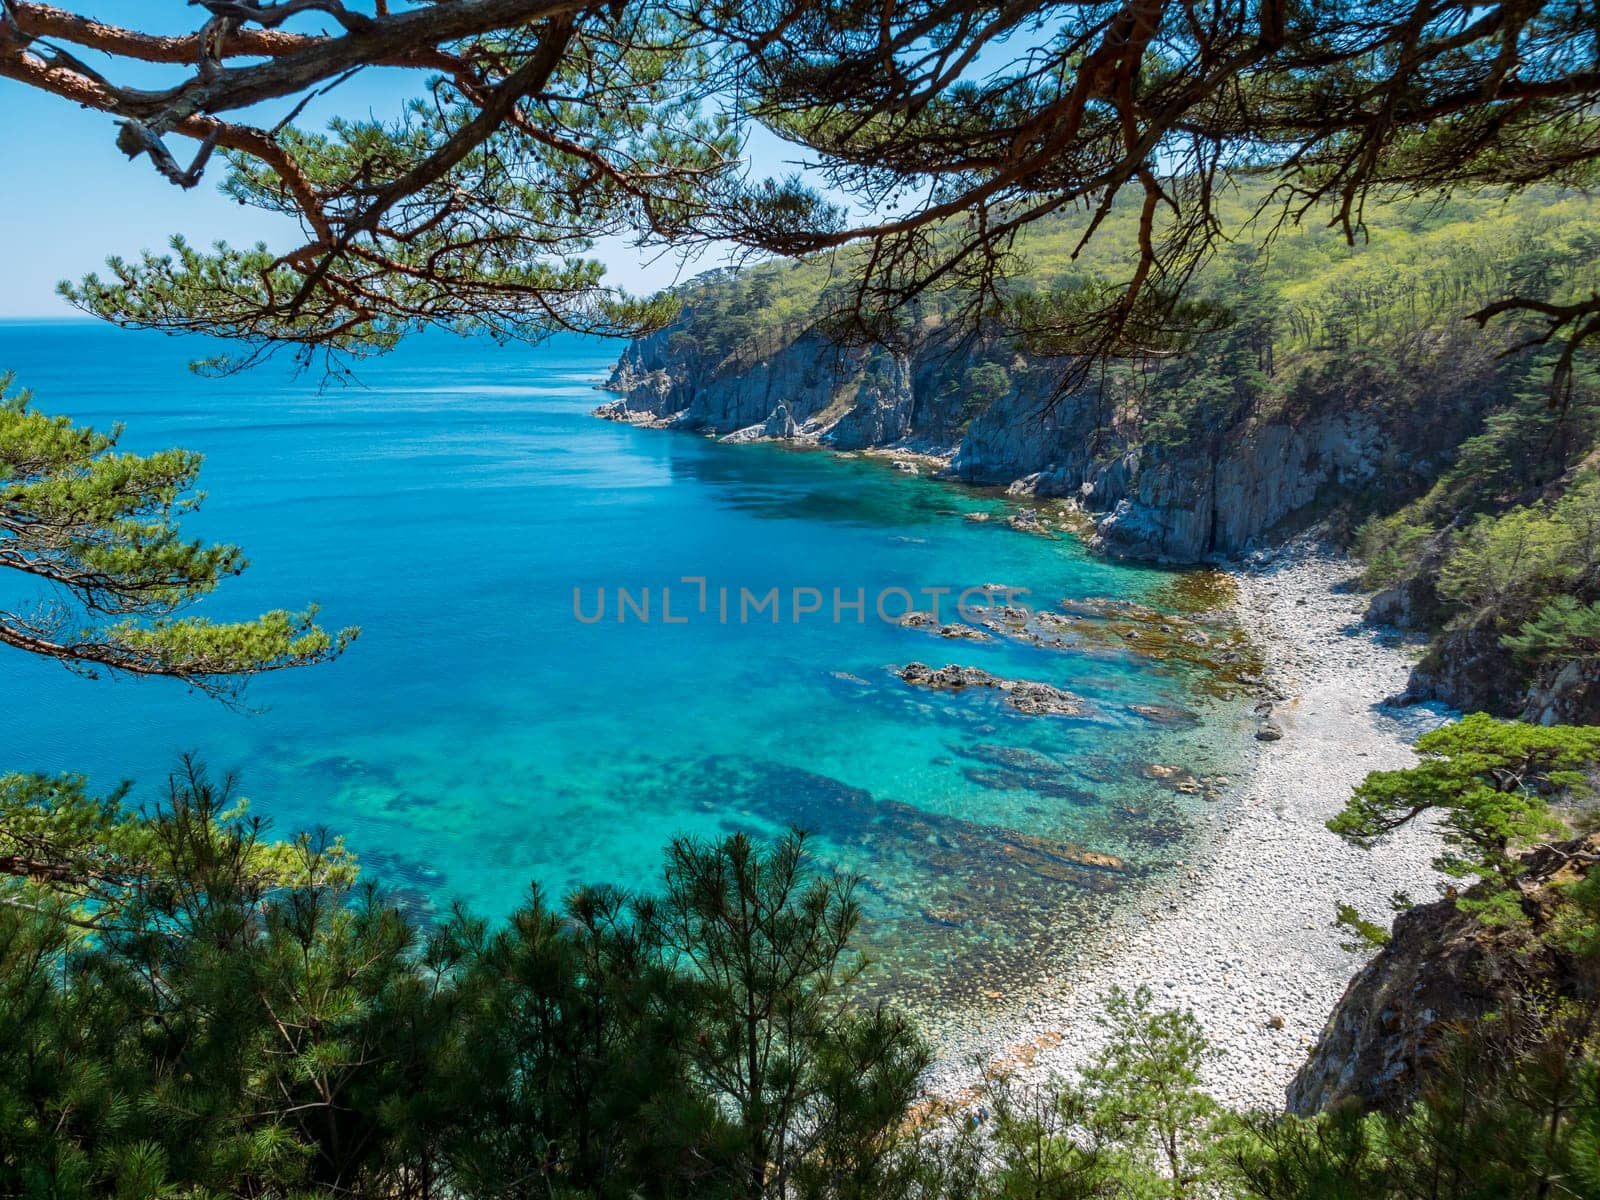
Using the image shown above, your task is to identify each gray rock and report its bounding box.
[896,662,1087,716]
[762,401,797,439]
[1522,656,1600,725]
[938,623,993,641]
[602,307,1502,567]
[1404,628,1521,715]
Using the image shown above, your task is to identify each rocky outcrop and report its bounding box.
[603,308,1497,565]
[1289,834,1600,1115]
[1391,629,1600,725]
[1366,535,1452,630]
[1396,628,1521,715]
[604,326,920,448]
[1524,657,1600,726]
[1087,413,1389,561]
[896,662,1089,716]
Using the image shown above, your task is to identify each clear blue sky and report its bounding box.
[0,4,804,317]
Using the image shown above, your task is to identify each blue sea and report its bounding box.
[0,322,1252,1011]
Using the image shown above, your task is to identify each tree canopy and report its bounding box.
[2,1,1598,384]
[6,764,1600,1199]
[0,373,355,697]
[1328,712,1600,921]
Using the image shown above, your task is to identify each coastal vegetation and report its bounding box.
[3,749,1600,1199]
[1361,463,1600,718]
[642,183,1600,428]
[1329,715,1600,915]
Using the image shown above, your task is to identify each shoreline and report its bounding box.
[593,403,1453,1112]
[924,541,1453,1112]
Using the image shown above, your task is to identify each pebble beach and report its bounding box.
[926,543,1454,1113]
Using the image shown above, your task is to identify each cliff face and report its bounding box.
[602,320,1482,564]
[1289,835,1599,1116]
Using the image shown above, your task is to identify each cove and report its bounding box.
[0,322,1254,1015]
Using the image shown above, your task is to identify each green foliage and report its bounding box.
[57,9,763,361]
[1355,352,1600,593]
[650,832,928,1200]
[1352,349,1600,708]
[921,1068,1124,1200]
[960,362,1013,414]
[1504,594,1600,662]
[0,760,356,924]
[1356,517,1437,593]
[0,793,928,1200]
[879,986,1223,1200]
[1437,472,1600,628]
[0,373,356,697]
[1081,986,1222,1199]
[1334,903,1393,952]
[1329,715,1600,916]
[1231,1104,1393,1200]
[1551,867,1600,960]
[1232,1007,1600,1199]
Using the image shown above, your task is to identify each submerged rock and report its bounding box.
[963,595,1266,700]
[1129,702,1200,725]
[1005,507,1056,537]
[966,743,1070,774]
[1144,763,1204,794]
[992,828,1124,873]
[961,766,1095,803]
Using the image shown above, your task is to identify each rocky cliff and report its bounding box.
[602,317,1497,565]
[1288,834,1600,1115]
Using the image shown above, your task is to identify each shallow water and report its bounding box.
[0,323,1252,1010]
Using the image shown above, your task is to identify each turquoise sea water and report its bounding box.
[0,322,1251,1012]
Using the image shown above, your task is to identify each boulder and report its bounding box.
[937,623,993,641]
[762,401,797,439]
[1403,628,1524,715]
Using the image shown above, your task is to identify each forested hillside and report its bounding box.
[604,184,1600,719]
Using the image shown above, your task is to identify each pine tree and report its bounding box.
[0,373,355,699]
